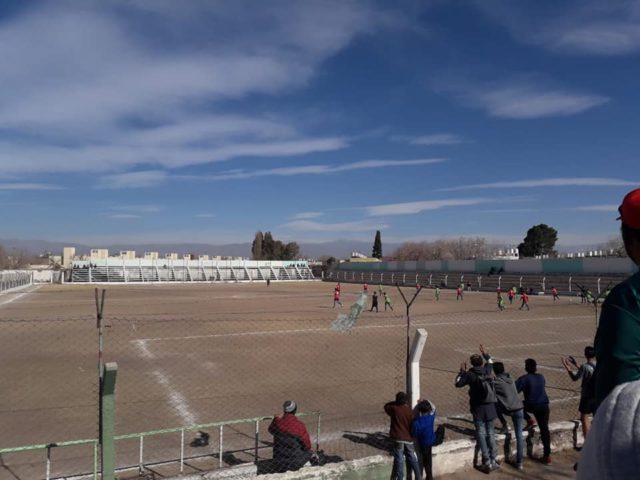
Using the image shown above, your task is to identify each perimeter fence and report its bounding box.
[0,281,604,479]
[0,270,32,294]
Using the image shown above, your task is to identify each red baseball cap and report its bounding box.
[618,188,640,229]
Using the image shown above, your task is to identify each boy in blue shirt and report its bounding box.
[412,400,437,480]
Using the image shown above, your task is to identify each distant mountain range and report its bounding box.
[0,237,400,259]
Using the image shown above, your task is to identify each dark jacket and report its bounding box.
[269,414,312,470]
[455,364,495,409]
[494,373,524,412]
[384,401,414,442]
[515,373,549,407]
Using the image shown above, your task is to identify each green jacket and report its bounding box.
[594,270,640,409]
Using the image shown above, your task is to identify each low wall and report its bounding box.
[176,421,582,480]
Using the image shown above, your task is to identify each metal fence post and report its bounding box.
[101,363,118,480]
[254,420,260,464]
[409,329,428,408]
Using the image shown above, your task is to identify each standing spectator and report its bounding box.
[480,346,525,470]
[455,353,499,473]
[516,359,551,464]
[519,291,530,310]
[562,346,596,439]
[593,187,640,408]
[412,400,437,480]
[333,288,342,308]
[384,292,394,311]
[456,285,464,301]
[268,400,313,473]
[384,392,422,480]
[551,286,559,301]
[370,291,379,312]
[435,286,440,301]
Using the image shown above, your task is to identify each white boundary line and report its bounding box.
[133,315,592,343]
[0,285,42,308]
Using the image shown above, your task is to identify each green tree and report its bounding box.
[372,230,382,259]
[251,231,264,260]
[518,224,558,257]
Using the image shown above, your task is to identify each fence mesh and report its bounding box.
[0,279,604,478]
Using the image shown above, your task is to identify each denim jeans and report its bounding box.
[473,419,497,465]
[391,441,422,480]
[508,409,525,464]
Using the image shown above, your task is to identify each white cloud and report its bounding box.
[193,158,445,181]
[0,183,62,190]
[573,204,619,212]
[98,171,169,189]
[107,214,141,219]
[366,198,489,216]
[282,220,389,233]
[440,178,637,191]
[409,133,465,145]
[473,0,640,56]
[0,1,403,176]
[292,212,324,220]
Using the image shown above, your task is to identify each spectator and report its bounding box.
[593,187,640,409]
[576,379,640,480]
[455,353,499,473]
[268,400,313,473]
[562,346,596,439]
[412,400,437,480]
[384,392,422,480]
[480,345,525,470]
[516,359,551,464]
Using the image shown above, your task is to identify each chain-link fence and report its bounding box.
[0,280,603,478]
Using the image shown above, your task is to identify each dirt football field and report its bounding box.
[0,281,598,478]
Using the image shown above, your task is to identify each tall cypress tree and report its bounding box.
[372,230,382,259]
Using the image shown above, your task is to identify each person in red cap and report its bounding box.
[593,188,640,409]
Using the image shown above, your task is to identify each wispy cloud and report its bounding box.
[573,204,619,212]
[366,198,490,216]
[292,212,324,220]
[0,182,62,190]
[98,171,169,189]
[473,0,640,56]
[440,177,636,191]
[111,204,163,213]
[193,158,446,181]
[282,220,388,232]
[407,133,465,145]
[107,214,141,219]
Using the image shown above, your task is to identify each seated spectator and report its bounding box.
[268,400,313,473]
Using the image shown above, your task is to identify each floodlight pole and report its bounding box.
[396,283,423,398]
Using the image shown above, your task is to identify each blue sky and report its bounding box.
[0,0,638,248]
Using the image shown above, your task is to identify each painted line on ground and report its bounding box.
[454,337,593,355]
[133,315,592,343]
[0,285,42,308]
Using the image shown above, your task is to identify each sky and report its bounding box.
[0,0,638,250]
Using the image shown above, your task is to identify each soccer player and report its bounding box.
[497,294,505,311]
[333,289,342,308]
[551,286,559,301]
[370,291,379,312]
[456,285,463,301]
[363,282,368,292]
[435,286,440,301]
[519,291,530,311]
[384,292,393,311]
[507,288,514,305]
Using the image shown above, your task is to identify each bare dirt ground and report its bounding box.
[0,281,597,479]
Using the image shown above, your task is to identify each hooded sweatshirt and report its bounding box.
[494,373,524,412]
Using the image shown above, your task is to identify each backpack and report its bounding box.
[479,374,497,403]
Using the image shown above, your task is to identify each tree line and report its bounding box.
[251,232,300,260]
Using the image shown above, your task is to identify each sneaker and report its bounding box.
[526,419,537,429]
[478,463,491,474]
[542,456,552,465]
[490,460,500,471]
